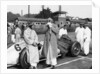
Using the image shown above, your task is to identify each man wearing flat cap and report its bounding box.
[24,24,39,69]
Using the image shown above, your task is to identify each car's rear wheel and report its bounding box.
[70,41,81,57]
[19,48,30,69]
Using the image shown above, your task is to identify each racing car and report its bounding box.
[7,35,81,69]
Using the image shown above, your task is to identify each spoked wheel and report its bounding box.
[70,41,81,57]
[19,48,30,69]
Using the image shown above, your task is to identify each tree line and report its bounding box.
[7,7,53,22]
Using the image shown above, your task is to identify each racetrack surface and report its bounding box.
[8,53,92,69]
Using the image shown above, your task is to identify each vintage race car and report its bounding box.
[7,35,81,69]
[58,34,81,57]
[7,39,27,67]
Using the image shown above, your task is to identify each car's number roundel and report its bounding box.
[14,44,21,51]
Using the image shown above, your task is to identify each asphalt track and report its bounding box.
[8,53,92,69]
[39,54,92,69]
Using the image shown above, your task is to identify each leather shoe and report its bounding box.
[29,66,36,69]
[51,65,55,69]
[46,64,52,67]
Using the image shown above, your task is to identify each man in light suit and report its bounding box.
[15,25,22,43]
[83,24,91,55]
[75,23,84,51]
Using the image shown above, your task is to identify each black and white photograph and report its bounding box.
[7,5,92,69]
[0,0,100,74]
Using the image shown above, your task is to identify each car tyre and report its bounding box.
[19,48,30,69]
[70,41,81,57]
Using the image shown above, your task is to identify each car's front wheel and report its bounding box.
[19,48,30,69]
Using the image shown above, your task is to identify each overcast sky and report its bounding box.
[7,5,92,18]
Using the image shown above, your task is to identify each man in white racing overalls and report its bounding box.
[24,24,39,69]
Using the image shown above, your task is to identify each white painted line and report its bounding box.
[39,58,45,62]
[56,57,85,67]
[78,56,92,60]
[45,57,85,69]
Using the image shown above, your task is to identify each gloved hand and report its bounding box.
[47,23,52,28]
[37,43,42,50]
[32,42,37,47]
[84,38,87,42]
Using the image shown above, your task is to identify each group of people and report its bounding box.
[75,23,91,56]
[7,18,91,69]
[7,18,59,69]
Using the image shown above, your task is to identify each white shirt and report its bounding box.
[84,27,91,41]
[15,27,22,43]
[75,27,84,40]
[59,28,68,38]
[15,27,21,35]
